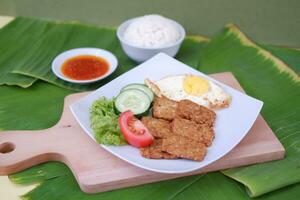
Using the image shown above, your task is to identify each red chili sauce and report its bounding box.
[61,55,109,80]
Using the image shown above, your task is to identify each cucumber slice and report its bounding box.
[121,83,154,102]
[115,89,151,115]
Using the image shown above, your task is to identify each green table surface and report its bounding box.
[0,0,299,47]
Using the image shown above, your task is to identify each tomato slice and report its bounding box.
[119,110,153,148]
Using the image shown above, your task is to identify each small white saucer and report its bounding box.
[51,48,118,84]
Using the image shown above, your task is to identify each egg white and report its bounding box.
[148,75,231,109]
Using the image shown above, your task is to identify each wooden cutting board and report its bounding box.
[0,72,285,193]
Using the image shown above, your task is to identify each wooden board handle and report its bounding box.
[0,124,112,193]
[0,129,62,174]
[0,92,109,192]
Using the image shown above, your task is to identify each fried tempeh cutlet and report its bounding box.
[162,135,206,161]
[176,100,216,127]
[140,139,178,159]
[141,116,173,139]
[152,97,178,121]
[171,117,214,146]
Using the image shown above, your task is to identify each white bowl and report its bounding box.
[117,17,186,63]
[52,48,118,84]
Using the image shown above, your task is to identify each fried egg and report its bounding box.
[145,74,231,109]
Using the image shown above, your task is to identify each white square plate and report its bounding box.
[70,53,263,174]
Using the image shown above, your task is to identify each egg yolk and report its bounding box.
[183,76,210,96]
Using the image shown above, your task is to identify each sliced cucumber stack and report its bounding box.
[121,83,154,102]
[115,89,151,115]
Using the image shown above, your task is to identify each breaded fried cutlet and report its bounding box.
[171,117,214,146]
[153,97,178,121]
[176,100,216,127]
[162,135,207,161]
[141,117,173,139]
[140,139,178,159]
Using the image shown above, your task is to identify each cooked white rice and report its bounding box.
[123,15,181,48]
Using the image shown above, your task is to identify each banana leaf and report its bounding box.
[0,82,72,130]
[0,17,132,91]
[196,24,300,197]
[173,172,300,200]
[1,18,300,199]
[260,45,300,74]
[0,18,51,87]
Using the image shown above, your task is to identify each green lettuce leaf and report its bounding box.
[90,97,126,145]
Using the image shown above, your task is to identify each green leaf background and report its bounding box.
[0,17,300,199]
